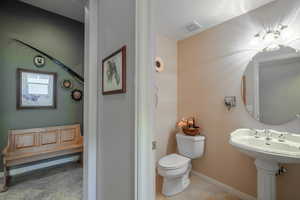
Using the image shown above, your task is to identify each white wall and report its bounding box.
[97,0,135,199]
[155,35,178,161]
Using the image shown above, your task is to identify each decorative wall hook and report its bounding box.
[224,96,236,111]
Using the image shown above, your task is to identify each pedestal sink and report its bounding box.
[229,128,300,200]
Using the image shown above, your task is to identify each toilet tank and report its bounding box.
[176,133,205,159]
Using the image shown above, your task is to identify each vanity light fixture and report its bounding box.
[253,24,288,51]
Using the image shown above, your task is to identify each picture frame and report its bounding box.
[17,68,57,109]
[102,46,126,95]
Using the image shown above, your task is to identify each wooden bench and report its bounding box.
[1,124,83,192]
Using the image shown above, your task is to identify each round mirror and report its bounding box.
[242,46,300,125]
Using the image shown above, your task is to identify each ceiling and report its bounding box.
[19,0,276,39]
[20,0,85,22]
[155,0,276,40]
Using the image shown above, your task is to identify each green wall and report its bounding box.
[0,1,84,170]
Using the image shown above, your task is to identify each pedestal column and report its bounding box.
[255,159,279,200]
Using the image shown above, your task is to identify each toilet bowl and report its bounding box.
[158,154,191,196]
[158,133,205,196]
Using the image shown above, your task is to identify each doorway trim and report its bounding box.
[135,0,156,200]
[83,0,98,200]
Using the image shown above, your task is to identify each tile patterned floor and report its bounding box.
[0,163,82,200]
[157,175,241,200]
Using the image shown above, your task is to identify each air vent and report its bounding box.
[185,20,202,32]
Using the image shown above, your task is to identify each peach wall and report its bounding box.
[178,1,300,199]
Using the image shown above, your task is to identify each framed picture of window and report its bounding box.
[102,46,126,95]
[17,68,57,109]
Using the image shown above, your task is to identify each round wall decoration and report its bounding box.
[61,79,73,89]
[155,57,164,72]
[71,89,83,101]
[33,55,46,68]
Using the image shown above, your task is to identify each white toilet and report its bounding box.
[157,133,205,196]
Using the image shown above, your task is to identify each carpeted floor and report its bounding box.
[0,163,82,200]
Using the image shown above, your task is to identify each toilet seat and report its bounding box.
[158,154,190,170]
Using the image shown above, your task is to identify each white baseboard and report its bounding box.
[191,170,256,200]
[0,155,80,178]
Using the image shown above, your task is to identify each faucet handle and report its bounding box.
[250,128,260,138]
[278,133,286,142]
[265,129,273,140]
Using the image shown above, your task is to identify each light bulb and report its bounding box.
[253,25,288,51]
[251,34,261,46]
[280,28,291,40]
[264,31,276,44]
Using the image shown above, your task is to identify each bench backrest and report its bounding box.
[5,124,83,155]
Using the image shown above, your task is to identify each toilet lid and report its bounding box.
[159,154,190,169]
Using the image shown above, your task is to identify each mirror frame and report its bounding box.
[241,46,300,125]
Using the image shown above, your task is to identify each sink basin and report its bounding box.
[229,128,300,200]
[230,128,300,163]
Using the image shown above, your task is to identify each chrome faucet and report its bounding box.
[265,129,272,141]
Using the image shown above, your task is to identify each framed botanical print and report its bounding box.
[102,46,126,95]
[17,68,57,109]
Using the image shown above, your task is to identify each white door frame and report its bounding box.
[135,0,156,200]
[84,0,158,199]
[83,0,98,200]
